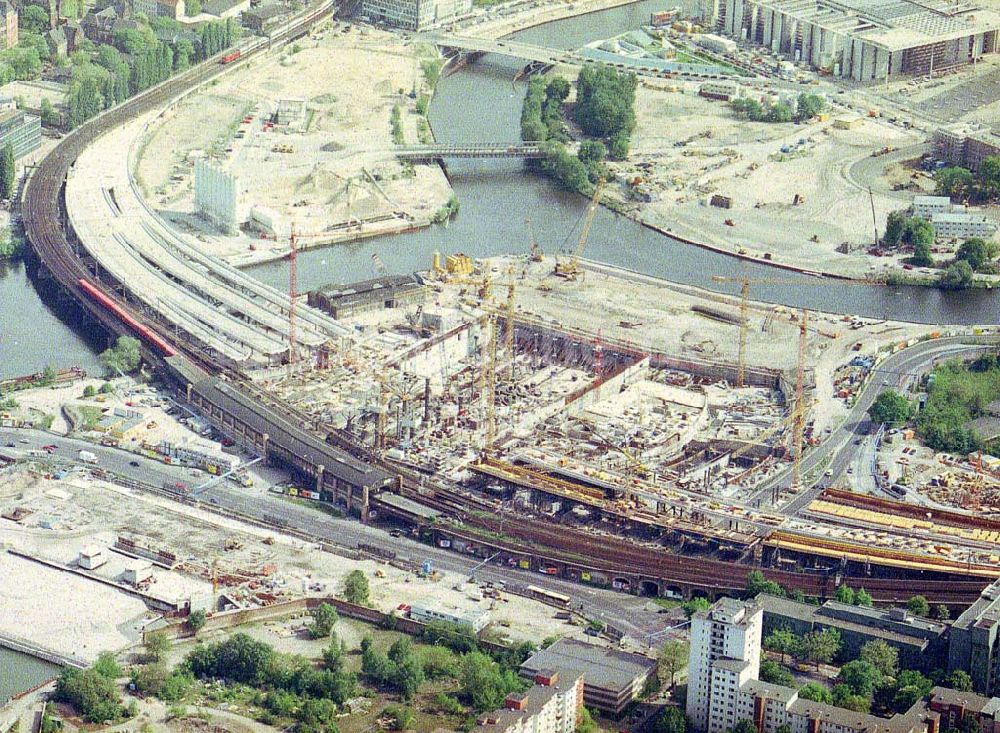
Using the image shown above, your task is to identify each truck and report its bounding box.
[78,449,98,464]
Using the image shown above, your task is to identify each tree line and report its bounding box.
[730,92,824,124]
[935,156,1000,204]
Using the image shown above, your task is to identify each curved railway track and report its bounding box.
[20,10,996,607]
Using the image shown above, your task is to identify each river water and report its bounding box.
[0,647,59,703]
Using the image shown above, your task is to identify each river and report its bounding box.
[0,647,59,703]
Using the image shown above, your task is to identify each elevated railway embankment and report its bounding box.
[21,5,998,607]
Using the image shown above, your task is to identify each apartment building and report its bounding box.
[688,599,939,733]
[950,578,1000,697]
[472,671,583,733]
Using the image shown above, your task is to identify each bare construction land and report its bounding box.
[136,23,452,266]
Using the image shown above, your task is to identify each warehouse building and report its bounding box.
[307,275,425,320]
[699,0,1000,81]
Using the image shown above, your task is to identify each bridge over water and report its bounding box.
[395,142,547,160]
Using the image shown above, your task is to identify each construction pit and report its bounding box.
[134,21,452,266]
[236,253,1000,575]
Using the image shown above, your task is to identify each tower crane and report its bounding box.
[554,178,605,280]
[710,274,878,387]
[285,223,333,365]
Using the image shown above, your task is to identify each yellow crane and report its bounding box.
[710,274,878,387]
[554,178,605,280]
[527,218,543,262]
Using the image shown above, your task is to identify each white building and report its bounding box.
[78,545,107,570]
[361,0,470,30]
[913,195,954,219]
[194,159,240,235]
[472,671,583,733]
[694,32,738,54]
[931,212,998,239]
[123,558,153,586]
[410,603,490,632]
[687,598,937,733]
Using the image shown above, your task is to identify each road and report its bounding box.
[0,428,666,643]
[756,336,996,515]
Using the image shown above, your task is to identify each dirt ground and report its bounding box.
[613,86,926,277]
[135,23,452,266]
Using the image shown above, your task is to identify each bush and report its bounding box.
[188,609,206,633]
[55,668,125,723]
[938,260,974,290]
[384,704,415,731]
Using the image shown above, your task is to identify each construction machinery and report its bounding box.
[577,417,651,479]
[710,274,877,387]
[554,178,605,280]
[527,218,543,262]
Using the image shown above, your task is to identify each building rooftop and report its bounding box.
[520,638,656,693]
[472,675,583,733]
[743,679,798,703]
[952,577,1000,632]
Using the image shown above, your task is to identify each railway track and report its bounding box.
[20,7,996,607]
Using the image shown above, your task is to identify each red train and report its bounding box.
[219,50,241,64]
[77,278,177,357]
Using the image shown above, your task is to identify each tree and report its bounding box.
[855,588,873,607]
[188,609,206,633]
[763,628,798,664]
[765,102,793,123]
[731,719,758,733]
[145,631,170,662]
[608,131,630,161]
[383,704,414,731]
[834,584,856,605]
[0,143,15,201]
[977,156,1000,201]
[939,258,975,290]
[392,652,425,701]
[342,569,370,605]
[682,597,711,618]
[907,595,930,617]
[19,6,49,34]
[837,659,882,697]
[310,602,338,639]
[323,634,345,673]
[795,93,825,121]
[935,167,974,200]
[935,604,951,621]
[869,390,912,426]
[93,652,121,680]
[799,628,840,670]
[82,384,97,397]
[947,670,973,692]
[747,570,785,598]
[55,668,124,723]
[100,335,141,375]
[650,707,687,733]
[912,238,933,268]
[883,210,909,247]
[461,651,523,712]
[760,660,794,686]
[573,63,637,138]
[578,140,607,164]
[658,640,688,690]
[798,682,832,704]
[956,237,998,272]
[832,683,872,713]
[185,633,275,685]
[859,640,898,678]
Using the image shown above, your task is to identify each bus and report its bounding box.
[526,585,571,609]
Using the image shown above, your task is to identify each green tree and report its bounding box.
[977,156,1000,200]
[837,660,882,697]
[82,384,97,397]
[869,390,912,426]
[130,663,168,696]
[935,167,974,200]
[907,595,930,617]
[650,707,687,733]
[392,653,425,701]
[912,239,933,267]
[731,720,758,733]
[760,659,794,686]
[832,683,871,713]
[573,63,637,138]
[19,6,49,34]
[765,102,793,123]
[764,628,798,664]
[310,602,338,639]
[383,704,414,731]
[342,569,370,605]
[935,604,951,621]
[608,131,630,160]
[795,93,825,121]
[188,608,206,633]
[93,652,121,680]
[460,651,523,713]
[956,237,998,272]
[834,584,856,604]
[578,140,607,164]
[55,668,124,723]
[323,634,346,672]
[682,597,711,618]
[100,335,141,375]
[855,588,873,607]
[747,570,785,598]
[799,628,840,670]
[185,632,275,685]
[658,640,688,690]
[947,670,973,692]
[859,639,898,678]
[145,631,170,662]
[883,210,909,247]
[0,143,15,201]
[798,682,832,704]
